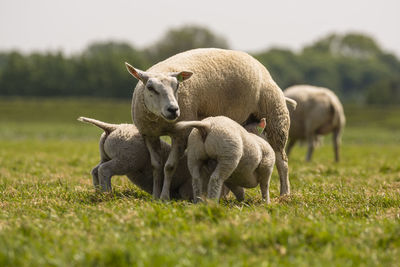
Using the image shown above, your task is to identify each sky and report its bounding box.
[0,0,399,56]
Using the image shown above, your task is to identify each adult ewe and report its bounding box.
[284,85,345,162]
[126,48,291,200]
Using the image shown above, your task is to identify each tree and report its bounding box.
[253,48,304,89]
[300,32,398,100]
[303,32,382,59]
[0,30,399,103]
[298,50,341,95]
[146,25,229,64]
[366,77,400,105]
[0,52,31,95]
[75,41,150,97]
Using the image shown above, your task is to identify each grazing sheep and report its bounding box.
[175,116,275,203]
[78,117,195,199]
[283,85,346,162]
[126,48,291,200]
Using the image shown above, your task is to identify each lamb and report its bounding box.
[283,85,346,162]
[77,116,195,199]
[78,117,236,201]
[175,116,275,203]
[126,48,291,200]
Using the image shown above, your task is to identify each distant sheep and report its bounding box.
[283,85,346,162]
[175,116,275,203]
[126,48,291,200]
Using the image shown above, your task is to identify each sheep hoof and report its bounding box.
[160,192,170,201]
[262,198,271,205]
[193,196,206,204]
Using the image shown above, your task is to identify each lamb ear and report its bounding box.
[125,62,149,83]
[171,71,193,82]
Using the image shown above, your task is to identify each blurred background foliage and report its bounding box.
[0,25,399,105]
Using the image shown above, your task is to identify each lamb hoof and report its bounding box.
[262,198,271,205]
[193,196,205,204]
[93,185,102,192]
[160,193,170,201]
[236,196,245,202]
[280,190,290,196]
[101,187,112,194]
[280,187,290,196]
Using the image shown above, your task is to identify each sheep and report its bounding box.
[78,117,237,201]
[78,116,195,199]
[126,48,291,200]
[175,116,275,203]
[283,85,346,162]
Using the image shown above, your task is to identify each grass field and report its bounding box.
[0,98,399,266]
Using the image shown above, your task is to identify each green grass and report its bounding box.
[0,98,399,266]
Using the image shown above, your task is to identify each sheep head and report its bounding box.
[125,62,193,122]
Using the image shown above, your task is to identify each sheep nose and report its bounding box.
[165,105,180,120]
[167,106,179,115]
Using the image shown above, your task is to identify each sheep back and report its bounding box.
[131,48,289,152]
[284,85,345,139]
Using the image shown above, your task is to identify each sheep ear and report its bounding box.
[171,71,193,82]
[257,118,266,135]
[125,62,149,83]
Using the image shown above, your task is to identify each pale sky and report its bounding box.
[0,0,399,56]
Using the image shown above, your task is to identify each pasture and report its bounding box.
[0,98,399,266]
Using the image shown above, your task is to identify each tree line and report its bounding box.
[0,25,399,104]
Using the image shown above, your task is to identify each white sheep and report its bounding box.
[283,85,346,162]
[175,116,275,203]
[78,117,236,201]
[126,48,291,200]
[77,117,194,199]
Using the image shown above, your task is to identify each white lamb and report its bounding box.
[175,116,275,203]
[284,85,346,162]
[78,117,236,201]
[78,117,194,199]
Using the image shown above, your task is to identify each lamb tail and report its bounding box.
[77,117,118,134]
[175,120,211,141]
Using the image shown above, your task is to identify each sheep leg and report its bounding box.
[97,160,119,192]
[207,172,225,201]
[91,164,100,190]
[263,116,290,196]
[259,165,273,204]
[275,151,290,196]
[224,183,245,202]
[190,163,204,203]
[160,137,186,201]
[286,138,297,157]
[144,136,163,199]
[332,128,342,162]
[207,162,236,201]
[91,133,108,190]
[201,165,211,190]
[306,135,315,162]
[219,185,230,200]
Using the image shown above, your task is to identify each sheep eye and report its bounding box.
[147,85,159,95]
